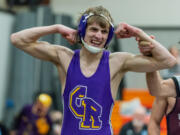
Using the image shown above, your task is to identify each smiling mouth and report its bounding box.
[90,40,102,47]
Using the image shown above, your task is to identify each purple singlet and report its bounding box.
[166,76,180,135]
[61,50,114,135]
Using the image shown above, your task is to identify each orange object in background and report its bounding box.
[111,100,133,135]
[111,100,122,135]
[122,88,155,109]
[111,88,167,135]
[160,116,167,135]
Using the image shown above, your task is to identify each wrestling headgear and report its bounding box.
[78,13,114,48]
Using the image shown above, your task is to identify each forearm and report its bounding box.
[138,31,176,69]
[148,122,160,135]
[151,40,176,68]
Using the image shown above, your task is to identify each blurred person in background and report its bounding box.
[10,5,176,135]
[10,93,52,135]
[119,106,148,135]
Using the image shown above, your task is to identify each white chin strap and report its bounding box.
[81,38,104,53]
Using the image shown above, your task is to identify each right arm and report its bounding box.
[146,71,176,97]
[10,24,77,64]
[148,97,168,135]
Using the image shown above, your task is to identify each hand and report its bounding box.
[115,22,142,38]
[136,35,155,56]
[57,25,78,45]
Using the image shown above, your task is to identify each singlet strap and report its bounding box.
[172,76,180,97]
[102,50,110,63]
[74,49,80,56]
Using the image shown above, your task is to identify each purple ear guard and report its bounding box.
[78,13,114,48]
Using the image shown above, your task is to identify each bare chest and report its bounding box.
[80,60,100,77]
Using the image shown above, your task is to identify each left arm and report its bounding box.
[116,23,176,72]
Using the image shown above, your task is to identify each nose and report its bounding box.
[95,31,102,39]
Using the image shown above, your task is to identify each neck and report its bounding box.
[80,46,103,61]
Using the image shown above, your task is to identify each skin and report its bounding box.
[138,36,178,135]
[146,72,177,97]
[32,100,50,117]
[148,96,176,135]
[146,71,177,135]
[10,21,176,101]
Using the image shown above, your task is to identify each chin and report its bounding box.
[92,45,99,47]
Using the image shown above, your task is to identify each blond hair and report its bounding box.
[78,6,113,29]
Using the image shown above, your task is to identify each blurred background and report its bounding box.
[0,0,180,134]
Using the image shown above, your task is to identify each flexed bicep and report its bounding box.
[122,52,160,72]
[21,41,73,66]
[22,41,61,63]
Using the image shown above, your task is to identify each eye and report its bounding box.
[90,27,98,32]
[102,30,108,34]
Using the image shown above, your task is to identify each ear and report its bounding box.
[105,25,114,47]
[78,14,89,39]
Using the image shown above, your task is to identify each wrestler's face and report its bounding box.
[84,22,109,48]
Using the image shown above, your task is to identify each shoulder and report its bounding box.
[110,52,134,58]
[54,45,74,65]
[54,45,74,57]
[109,52,135,71]
[109,52,134,63]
